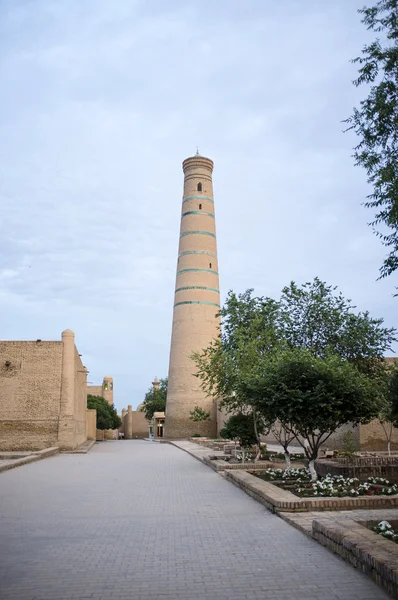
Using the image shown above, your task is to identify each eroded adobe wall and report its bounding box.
[73,348,87,448]
[87,385,102,397]
[86,409,97,440]
[0,341,63,450]
[132,411,149,438]
[360,419,398,451]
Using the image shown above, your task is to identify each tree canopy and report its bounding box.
[345,0,398,284]
[87,395,121,430]
[193,278,396,478]
[193,278,396,412]
[240,348,381,478]
[139,377,168,421]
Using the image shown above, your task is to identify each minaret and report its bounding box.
[165,152,220,438]
[102,375,113,406]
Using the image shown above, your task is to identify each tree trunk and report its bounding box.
[284,451,291,469]
[308,460,317,481]
[388,440,391,457]
[253,412,261,462]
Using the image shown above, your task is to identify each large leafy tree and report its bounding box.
[193,279,396,411]
[87,395,121,430]
[242,349,382,479]
[139,377,168,421]
[279,278,395,377]
[345,0,398,284]
[193,290,281,413]
[220,412,270,462]
[193,279,395,471]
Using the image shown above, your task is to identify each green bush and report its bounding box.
[87,395,121,430]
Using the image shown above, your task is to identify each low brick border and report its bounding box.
[0,447,59,473]
[225,469,398,513]
[312,517,398,599]
[203,456,279,472]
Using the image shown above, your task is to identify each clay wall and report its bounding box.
[0,341,63,450]
[360,419,398,451]
[0,331,88,451]
[87,385,102,397]
[132,411,149,438]
[121,411,149,439]
[73,348,87,448]
[86,409,96,440]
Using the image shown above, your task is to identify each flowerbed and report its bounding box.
[370,520,398,544]
[255,468,398,498]
[257,467,310,481]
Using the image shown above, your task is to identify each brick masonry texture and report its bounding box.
[0,334,88,451]
[225,469,398,512]
[0,441,390,600]
[312,514,398,598]
[0,341,63,450]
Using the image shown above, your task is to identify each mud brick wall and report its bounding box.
[0,341,63,450]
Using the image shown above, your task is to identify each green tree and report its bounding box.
[269,422,297,468]
[87,395,121,430]
[220,412,269,463]
[278,278,395,377]
[192,290,281,414]
[345,0,398,284]
[193,279,395,413]
[139,377,168,421]
[243,349,381,479]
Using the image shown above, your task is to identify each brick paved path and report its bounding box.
[0,441,389,600]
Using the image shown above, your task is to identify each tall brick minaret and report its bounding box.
[165,152,220,438]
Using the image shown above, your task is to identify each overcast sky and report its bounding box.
[0,0,396,411]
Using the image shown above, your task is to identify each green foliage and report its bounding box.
[220,413,260,449]
[339,430,357,461]
[345,0,398,283]
[243,348,381,465]
[189,406,211,423]
[193,279,396,418]
[139,378,167,421]
[278,278,395,377]
[87,395,121,430]
[192,289,282,414]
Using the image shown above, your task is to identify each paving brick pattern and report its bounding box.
[0,441,390,600]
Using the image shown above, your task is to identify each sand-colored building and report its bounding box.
[120,405,149,439]
[87,375,114,405]
[0,329,91,451]
[165,152,220,438]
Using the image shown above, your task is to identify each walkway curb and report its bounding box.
[0,447,59,473]
[61,440,96,454]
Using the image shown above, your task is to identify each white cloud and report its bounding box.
[0,0,396,410]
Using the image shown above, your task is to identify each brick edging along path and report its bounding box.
[225,469,398,513]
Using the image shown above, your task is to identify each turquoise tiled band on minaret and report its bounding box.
[182,195,214,204]
[177,268,219,276]
[182,211,215,218]
[174,300,220,308]
[180,231,216,238]
[178,250,216,257]
[175,286,220,293]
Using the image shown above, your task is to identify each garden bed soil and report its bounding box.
[225,469,398,513]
